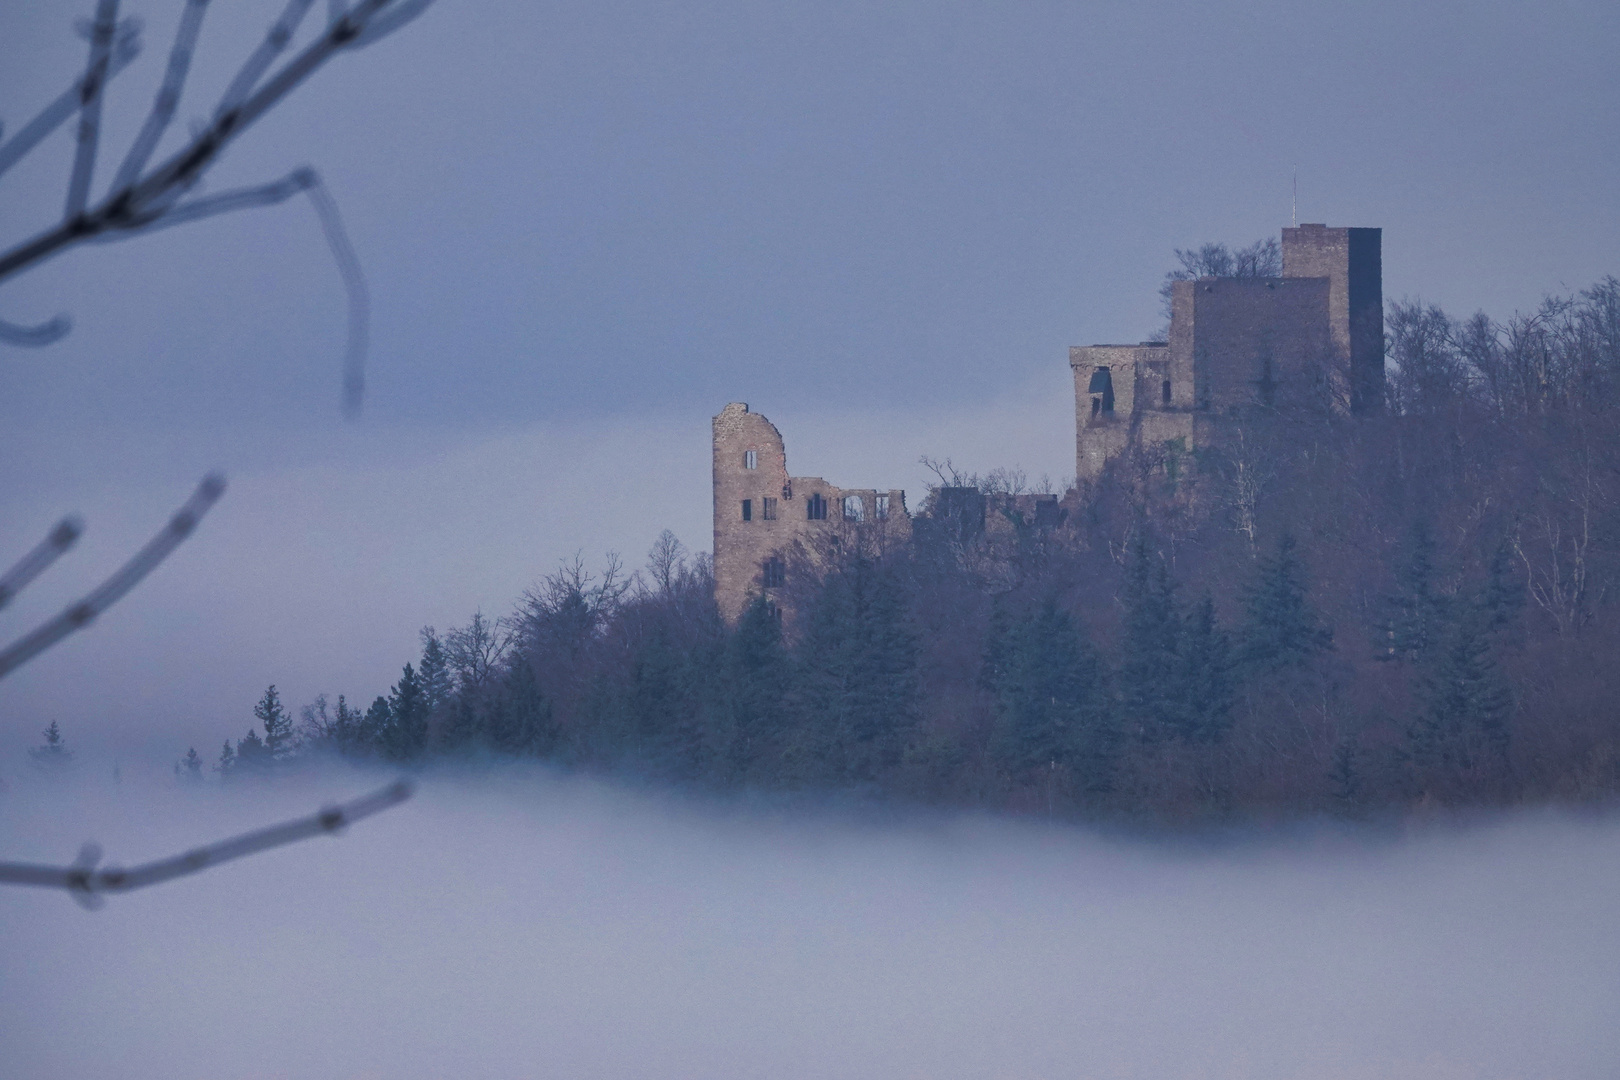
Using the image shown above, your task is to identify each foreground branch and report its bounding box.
[0,473,225,681]
[0,779,412,908]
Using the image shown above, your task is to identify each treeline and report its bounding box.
[212,272,1620,820]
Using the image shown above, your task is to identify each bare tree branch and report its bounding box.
[0,0,431,414]
[0,314,73,346]
[0,473,225,681]
[304,172,369,415]
[214,0,316,122]
[0,516,84,612]
[0,21,141,181]
[0,779,412,908]
[110,0,211,193]
[64,0,121,222]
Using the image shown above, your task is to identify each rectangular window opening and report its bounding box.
[741,499,752,522]
[875,494,890,520]
[843,495,866,522]
[762,497,777,520]
[763,556,786,589]
[744,449,758,469]
[807,494,828,520]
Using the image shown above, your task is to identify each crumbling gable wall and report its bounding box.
[712,403,910,624]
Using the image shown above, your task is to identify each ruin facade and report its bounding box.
[1070,224,1382,480]
[712,402,910,624]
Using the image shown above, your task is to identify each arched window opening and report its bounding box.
[843,495,866,522]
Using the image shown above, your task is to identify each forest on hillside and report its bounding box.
[175,260,1620,820]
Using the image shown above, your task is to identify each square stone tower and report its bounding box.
[1281,224,1384,415]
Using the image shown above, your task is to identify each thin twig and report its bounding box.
[0,473,225,681]
[0,517,84,612]
[304,173,369,416]
[0,314,72,346]
[0,780,413,908]
[65,0,121,222]
[0,21,140,181]
[110,0,211,194]
[214,0,316,122]
[0,0,404,282]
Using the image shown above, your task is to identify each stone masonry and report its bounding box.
[1070,224,1382,481]
[712,403,910,624]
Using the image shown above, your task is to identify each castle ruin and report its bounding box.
[711,402,910,624]
[1070,224,1382,480]
[712,222,1383,620]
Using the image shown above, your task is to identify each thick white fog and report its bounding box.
[3,764,1616,1079]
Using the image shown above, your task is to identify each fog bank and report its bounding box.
[3,765,1616,1079]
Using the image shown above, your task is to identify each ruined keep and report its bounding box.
[1070,224,1382,480]
[712,402,910,624]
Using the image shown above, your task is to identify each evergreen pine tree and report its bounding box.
[181,747,204,780]
[437,691,483,752]
[1382,522,1446,661]
[490,656,552,756]
[254,685,293,761]
[418,627,453,714]
[1239,534,1333,672]
[1478,539,1525,635]
[235,728,268,770]
[214,740,236,775]
[29,721,72,769]
[385,663,429,759]
[990,599,1115,790]
[360,696,393,752]
[796,557,918,785]
[1176,593,1234,742]
[1410,608,1513,776]
[723,595,790,779]
[1119,536,1183,737]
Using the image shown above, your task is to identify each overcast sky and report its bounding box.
[1,0,1616,755]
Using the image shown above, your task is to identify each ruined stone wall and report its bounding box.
[1176,276,1333,413]
[712,403,910,624]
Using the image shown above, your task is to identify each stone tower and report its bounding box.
[712,403,909,624]
[1281,224,1384,415]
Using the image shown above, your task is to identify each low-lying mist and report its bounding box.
[3,763,1616,1079]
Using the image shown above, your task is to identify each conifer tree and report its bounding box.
[724,595,790,778]
[235,728,268,770]
[797,557,918,784]
[254,685,293,761]
[29,721,72,768]
[361,696,393,752]
[1382,522,1447,661]
[990,599,1115,789]
[385,663,429,759]
[1410,609,1513,775]
[180,747,204,780]
[1119,536,1183,737]
[1477,539,1525,635]
[418,627,453,714]
[490,656,552,756]
[1176,593,1234,742]
[214,740,236,775]
[1239,534,1333,672]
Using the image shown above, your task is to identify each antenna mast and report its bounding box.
[1292,166,1297,228]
